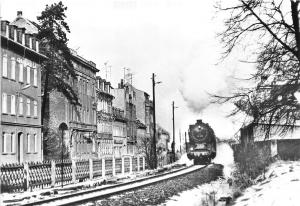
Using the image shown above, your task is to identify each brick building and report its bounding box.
[46,49,99,160]
[0,15,46,164]
[96,77,114,158]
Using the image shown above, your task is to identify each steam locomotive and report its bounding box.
[187,119,217,165]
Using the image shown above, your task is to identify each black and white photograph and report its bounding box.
[0,0,300,205]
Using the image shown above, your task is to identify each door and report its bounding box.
[17,133,23,163]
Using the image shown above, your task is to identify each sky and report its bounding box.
[0,0,254,145]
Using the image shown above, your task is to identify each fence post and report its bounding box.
[72,160,76,184]
[137,155,140,172]
[121,156,125,175]
[102,158,105,178]
[112,156,116,176]
[129,156,133,174]
[51,160,56,187]
[24,163,30,191]
[89,159,93,180]
[143,156,145,171]
[0,165,1,194]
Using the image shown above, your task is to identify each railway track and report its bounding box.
[21,164,208,206]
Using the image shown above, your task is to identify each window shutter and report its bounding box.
[19,97,23,115]
[2,55,7,77]
[26,99,31,116]
[11,95,16,114]
[11,57,16,80]
[26,66,30,84]
[7,94,11,114]
[31,135,35,153]
[33,68,37,86]
[34,134,38,153]
[11,133,15,153]
[33,100,37,117]
[2,133,6,153]
[19,61,24,82]
[27,134,31,152]
[5,133,11,153]
[2,93,7,113]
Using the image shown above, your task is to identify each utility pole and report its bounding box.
[152,73,161,169]
[179,130,182,154]
[185,132,188,153]
[172,101,175,162]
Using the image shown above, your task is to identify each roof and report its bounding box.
[10,11,99,73]
[10,11,38,34]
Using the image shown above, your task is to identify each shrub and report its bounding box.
[232,142,273,189]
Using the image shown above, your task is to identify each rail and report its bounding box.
[21,164,209,206]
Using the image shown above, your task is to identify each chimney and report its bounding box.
[17,11,23,17]
[197,119,203,125]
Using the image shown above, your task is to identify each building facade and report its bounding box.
[112,107,127,157]
[0,17,46,164]
[96,77,114,158]
[47,49,99,160]
[112,80,138,155]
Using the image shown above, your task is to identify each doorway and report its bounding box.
[17,132,23,163]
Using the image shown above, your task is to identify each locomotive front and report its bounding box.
[187,120,216,165]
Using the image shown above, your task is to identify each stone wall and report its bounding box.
[277,139,300,160]
[233,139,300,162]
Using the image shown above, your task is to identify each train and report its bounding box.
[187,119,217,165]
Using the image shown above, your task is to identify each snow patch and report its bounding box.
[160,178,232,206]
[176,153,194,166]
[234,160,300,206]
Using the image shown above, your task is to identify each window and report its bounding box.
[11,95,16,115]
[19,61,23,82]
[34,134,38,153]
[32,38,36,51]
[33,100,37,117]
[2,133,14,153]
[26,134,36,153]
[26,66,30,84]
[17,30,22,43]
[11,133,15,153]
[1,22,7,34]
[11,57,16,80]
[2,54,7,77]
[19,97,23,115]
[26,99,30,116]
[9,27,14,39]
[2,93,7,113]
[2,133,7,153]
[33,68,37,86]
[27,134,31,152]
[25,35,30,47]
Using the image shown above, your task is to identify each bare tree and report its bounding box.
[137,136,156,169]
[215,0,300,138]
